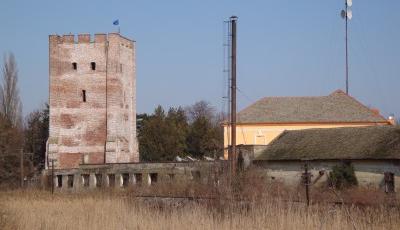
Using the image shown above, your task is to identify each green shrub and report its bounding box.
[328,162,358,189]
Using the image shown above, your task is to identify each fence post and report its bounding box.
[302,162,311,206]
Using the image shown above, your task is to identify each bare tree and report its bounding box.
[0,53,22,127]
[185,101,215,124]
[185,101,223,158]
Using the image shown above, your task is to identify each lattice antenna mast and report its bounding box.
[229,16,238,174]
[222,20,232,151]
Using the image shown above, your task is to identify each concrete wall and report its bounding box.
[223,122,387,159]
[47,33,138,169]
[253,159,400,192]
[45,161,224,192]
[44,159,400,193]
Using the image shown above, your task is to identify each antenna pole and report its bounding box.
[345,0,349,94]
[226,20,231,159]
[230,16,238,175]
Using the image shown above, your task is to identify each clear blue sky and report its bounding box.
[1,0,399,119]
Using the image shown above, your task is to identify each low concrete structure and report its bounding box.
[46,161,225,191]
[254,160,400,191]
[248,125,400,192]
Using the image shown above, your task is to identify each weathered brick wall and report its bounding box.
[105,34,138,163]
[47,33,138,169]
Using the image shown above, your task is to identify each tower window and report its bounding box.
[82,90,86,102]
[91,62,96,70]
[72,62,77,70]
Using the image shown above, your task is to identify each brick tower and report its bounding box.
[46,33,138,169]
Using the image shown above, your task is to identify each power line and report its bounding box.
[237,87,254,103]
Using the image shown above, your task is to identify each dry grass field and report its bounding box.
[1,188,400,230]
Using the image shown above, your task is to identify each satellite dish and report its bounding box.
[341,10,346,19]
[347,0,353,7]
[347,9,353,20]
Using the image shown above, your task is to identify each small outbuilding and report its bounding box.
[251,125,400,192]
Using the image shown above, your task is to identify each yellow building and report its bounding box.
[223,90,393,159]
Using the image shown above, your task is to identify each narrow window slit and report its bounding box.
[82,90,86,102]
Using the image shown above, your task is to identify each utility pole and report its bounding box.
[230,16,238,176]
[302,162,311,206]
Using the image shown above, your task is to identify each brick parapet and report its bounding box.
[49,33,134,46]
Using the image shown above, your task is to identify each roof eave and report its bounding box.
[223,121,391,126]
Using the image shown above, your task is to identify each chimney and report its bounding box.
[370,108,380,116]
[388,115,396,125]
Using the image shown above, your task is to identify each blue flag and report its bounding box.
[113,20,119,25]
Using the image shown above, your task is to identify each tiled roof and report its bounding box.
[237,90,388,123]
[255,125,400,161]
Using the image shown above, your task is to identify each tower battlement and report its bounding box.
[49,33,134,48]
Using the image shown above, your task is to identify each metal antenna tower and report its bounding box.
[222,20,232,155]
[229,16,238,175]
[341,0,353,94]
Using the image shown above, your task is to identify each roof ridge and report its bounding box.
[259,95,329,100]
[246,89,342,102]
